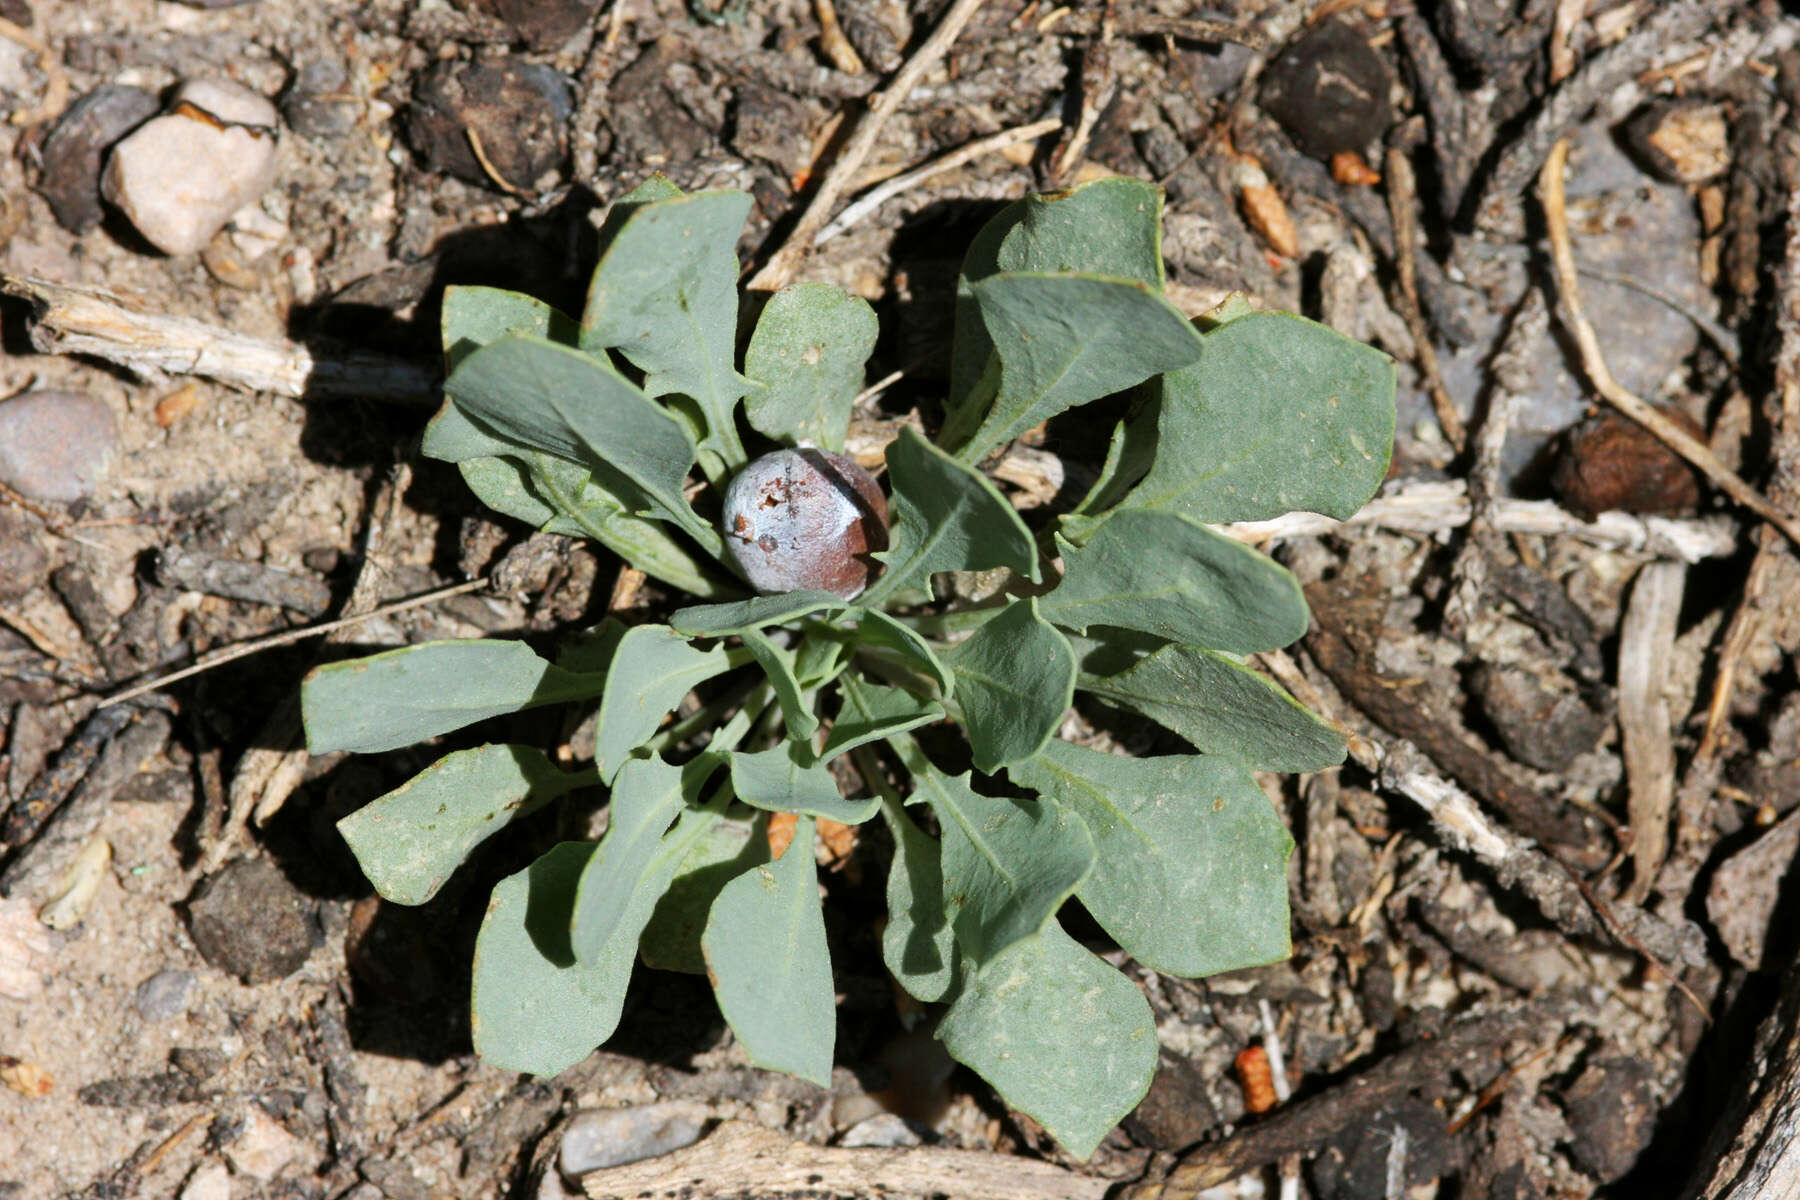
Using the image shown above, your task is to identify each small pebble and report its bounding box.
[133,969,197,1022]
[0,390,120,504]
[558,1102,709,1180]
[1260,20,1394,159]
[281,57,358,140]
[406,58,572,192]
[179,1162,230,1200]
[1625,99,1730,184]
[838,1113,925,1149]
[35,85,160,232]
[187,856,319,985]
[1471,665,1606,773]
[101,78,279,256]
[0,510,49,601]
[223,1104,304,1180]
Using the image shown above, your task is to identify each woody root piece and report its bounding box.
[0,274,435,402]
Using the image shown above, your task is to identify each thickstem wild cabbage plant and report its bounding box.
[301,175,1395,1156]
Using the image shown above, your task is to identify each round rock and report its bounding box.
[407,58,572,192]
[0,390,120,503]
[187,856,319,985]
[134,969,198,1021]
[101,78,279,256]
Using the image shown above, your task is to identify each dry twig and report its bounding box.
[816,117,1060,244]
[1617,561,1684,903]
[1217,478,1738,563]
[1384,142,1465,453]
[0,275,436,402]
[747,0,991,290]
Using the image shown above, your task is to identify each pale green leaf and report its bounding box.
[938,920,1157,1159]
[947,177,1165,433]
[580,190,755,465]
[303,639,602,755]
[570,755,712,964]
[942,599,1074,772]
[593,625,737,783]
[864,426,1037,603]
[952,273,1203,463]
[441,283,578,371]
[821,672,944,761]
[744,283,878,451]
[881,799,955,1002]
[849,608,952,697]
[729,740,878,824]
[340,744,589,906]
[740,630,819,740]
[703,819,836,1086]
[919,767,1093,964]
[1120,311,1396,523]
[443,335,714,550]
[1040,509,1308,654]
[1081,642,1345,772]
[470,842,622,1076]
[1011,740,1293,976]
[669,591,845,637]
[639,811,768,973]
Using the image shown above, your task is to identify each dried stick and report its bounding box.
[1540,140,1800,548]
[1617,560,1684,903]
[1049,0,1115,182]
[572,0,630,187]
[97,578,488,710]
[0,274,437,402]
[584,1120,1109,1200]
[814,0,866,75]
[1216,478,1738,563]
[1385,143,1465,453]
[816,117,1060,244]
[1125,1001,1569,1197]
[747,0,990,291]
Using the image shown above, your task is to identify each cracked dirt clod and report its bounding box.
[405,58,573,192]
[186,856,320,985]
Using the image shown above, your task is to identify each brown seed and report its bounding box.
[1551,408,1704,521]
[1330,149,1381,187]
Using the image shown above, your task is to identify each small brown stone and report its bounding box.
[35,85,160,232]
[1624,99,1730,185]
[1550,409,1703,521]
[1561,1058,1658,1182]
[1260,20,1394,159]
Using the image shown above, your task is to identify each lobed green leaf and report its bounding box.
[340,744,590,906]
[1080,641,1346,772]
[1010,740,1293,977]
[942,599,1074,772]
[303,639,602,755]
[702,819,836,1086]
[570,755,712,965]
[470,842,623,1076]
[881,798,956,1002]
[744,283,878,452]
[580,189,755,466]
[865,426,1037,602]
[937,919,1157,1160]
[820,673,944,761]
[1041,509,1309,654]
[920,767,1093,965]
[729,741,878,824]
[951,273,1203,463]
[1119,311,1396,524]
[639,810,769,973]
[593,625,739,783]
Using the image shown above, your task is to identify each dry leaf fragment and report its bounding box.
[0,1054,54,1097]
[39,837,111,930]
[1234,159,1298,258]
